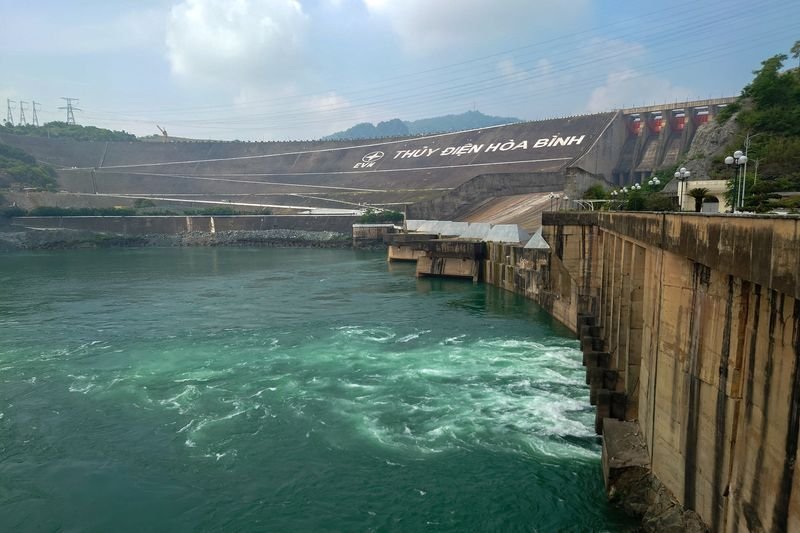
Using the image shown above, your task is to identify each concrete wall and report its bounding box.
[11,215,358,235]
[407,171,568,221]
[484,211,800,532]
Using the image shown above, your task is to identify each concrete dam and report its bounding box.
[386,211,800,531]
[527,212,800,532]
[1,98,734,229]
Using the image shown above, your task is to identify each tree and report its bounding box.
[688,188,710,212]
[582,184,608,199]
[792,40,800,68]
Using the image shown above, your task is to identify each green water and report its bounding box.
[0,247,633,532]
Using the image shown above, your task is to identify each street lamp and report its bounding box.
[648,176,661,188]
[562,195,569,210]
[548,192,560,211]
[674,167,691,211]
[725,150,748,211]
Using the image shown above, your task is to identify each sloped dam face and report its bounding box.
[0,247,635,531]
[0,113,616,211]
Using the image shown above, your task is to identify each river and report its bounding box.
[0,247,633,531]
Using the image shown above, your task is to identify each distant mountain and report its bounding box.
[322,111,521,140]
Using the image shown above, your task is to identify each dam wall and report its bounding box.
[484,212,800,531]
[0,113,616,199]
[11,215,358,235]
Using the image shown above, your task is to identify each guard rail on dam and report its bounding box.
[482,212,800,531]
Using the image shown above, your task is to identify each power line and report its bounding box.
[18,101,28,125]
[59,97,81,125]
[69,0,793,139]
[5,99,15,125]
[31,101,41,127]
[79,21,792,135]
[85,0,764,118]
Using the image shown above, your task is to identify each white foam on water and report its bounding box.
[336,326,396,343]
[69,383,94,394]
[396,330,431,343]
[442,334,467,345]
[159,384,200,413]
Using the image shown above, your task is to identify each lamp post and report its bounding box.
[562,195,569,210]
[648,176,661,189]
[548,192,560,211]
[610,190,618,210]
[724,151,748,211]
[674,167,691,211]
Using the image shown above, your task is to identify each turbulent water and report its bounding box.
[0,247,633,532]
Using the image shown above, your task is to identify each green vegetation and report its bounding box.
[358,208,404,223]
[182,206,272,216]
[715,42,800,212]
[0,206,26,218]
[28,206,137,217]
[0,142,58,190]
[581,180,674,211]
[133,198,157,208]
[2,205,273,218]
[0,121,136,142]
[581,184,608,200]
[688,188,710,212]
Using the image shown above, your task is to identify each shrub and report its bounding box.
[133,198,156,208]
[358,208,403,223]
[582,184,608,200]
[0,206,27,218]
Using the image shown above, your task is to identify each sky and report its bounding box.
[1,0,796,141]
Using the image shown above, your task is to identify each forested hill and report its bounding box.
[0,142,58,191]
[715,43,800,211]
[0,122,136,142]
[322,110,521,140]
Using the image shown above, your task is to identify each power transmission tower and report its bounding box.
[31,101,41,127]
[6,98,15,125]
[18,101,28,125]
[59,97,80,125]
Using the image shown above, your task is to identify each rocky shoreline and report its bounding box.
[0,227,362,251]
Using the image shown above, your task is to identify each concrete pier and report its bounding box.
[482,212,800,532]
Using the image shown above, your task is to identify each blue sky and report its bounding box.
[1,0,796,140]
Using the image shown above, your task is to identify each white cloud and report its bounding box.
[166,0,310,86]
[229,87,375,139]
[363,0,589,53]
[0,7,166,55]
[586,69,695,112]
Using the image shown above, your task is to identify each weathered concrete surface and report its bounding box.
[352,224,395,247]
[416,240,486,281]
[0,227,350,251]
[12,214,358,235]
[484,211,800,532]
[601,419,707,531]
